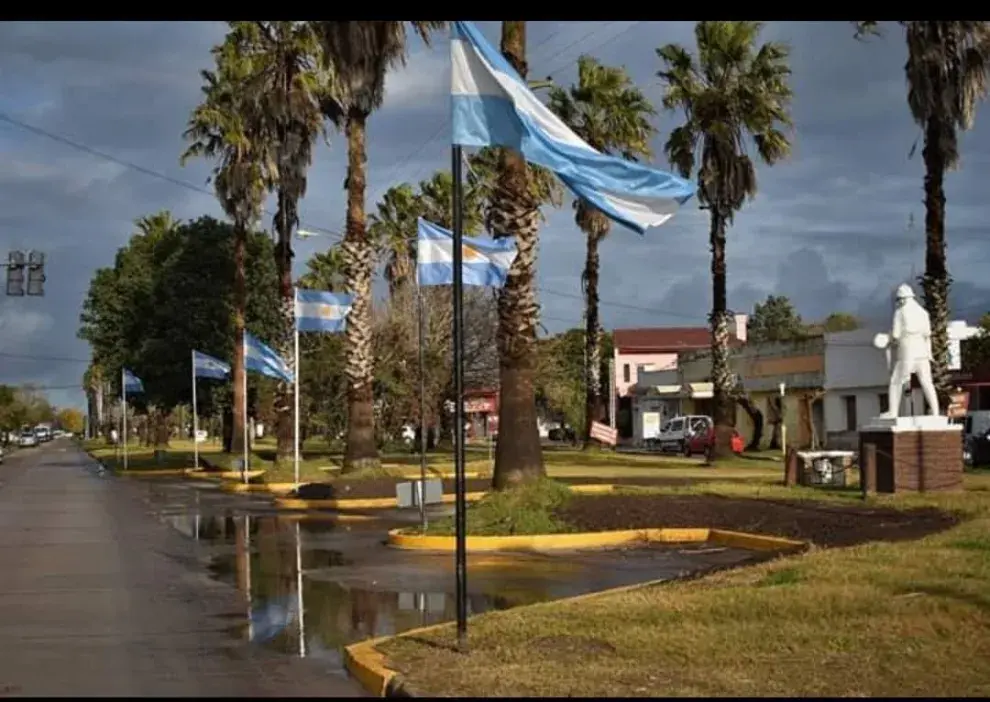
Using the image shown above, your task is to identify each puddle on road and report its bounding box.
[160,511,769,674]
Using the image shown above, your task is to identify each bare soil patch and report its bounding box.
[556,493,958,547]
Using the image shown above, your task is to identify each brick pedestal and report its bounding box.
[858,421,963,493]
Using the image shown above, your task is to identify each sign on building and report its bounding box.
[947,390,970,419]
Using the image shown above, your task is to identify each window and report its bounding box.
[670,418,684,433]
[878,393,889,414]
[623,364,630,383]
[843,395,857,432]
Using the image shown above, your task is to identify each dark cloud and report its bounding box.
[1,20,990,408]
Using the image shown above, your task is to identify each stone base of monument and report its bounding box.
[858,416,963,493]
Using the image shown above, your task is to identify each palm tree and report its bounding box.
[658,21,792,460]
[857,21,990,408]
[299,245,348,292]
[312,21,446,472]
[219,22,329,464]
[181,42,273,457]
[548,56,656,449]
[368,182,420,296]
[485,22,572,489]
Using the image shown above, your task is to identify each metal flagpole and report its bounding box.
[192,350,199,470]
[295,521,306,658]
[418,282,428,532]
[451,144,468,650]
[242,331,249,484]
[121,368,129,471]
[294,288,301,486]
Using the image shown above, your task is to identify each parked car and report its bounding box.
[18,431,38,448]
[685,425,744,457]
[650,415,713,454]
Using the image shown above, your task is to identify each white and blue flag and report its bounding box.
[193,350,231,380]
[122,368,144,394]
[295,289,353,333]
[450,21,696,235]
[416,218,517,288]
[244,331,293,384]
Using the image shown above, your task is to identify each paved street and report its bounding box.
[0,441,365,696]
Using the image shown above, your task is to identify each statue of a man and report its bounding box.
[873,283,940,418]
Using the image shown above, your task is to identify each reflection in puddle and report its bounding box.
[168,513,770,677]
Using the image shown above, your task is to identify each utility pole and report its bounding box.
[4,250,46,296]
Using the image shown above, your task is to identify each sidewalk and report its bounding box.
[0,442,365,696]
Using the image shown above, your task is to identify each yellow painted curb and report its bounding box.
[118,468,189,477]
[220,481,300,496]
[387,526,713,552]
[184,469,266,481]
[344,524,808,697]
[275,490,489,511]
[709,528,806,551]
[277,512,381,524]
[344,635,401,697]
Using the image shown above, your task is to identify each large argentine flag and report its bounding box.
[416,218,517,288]
[450,21,696,234]
[193,350,231,380]
[295,289,353,333]
[244,331,294,384]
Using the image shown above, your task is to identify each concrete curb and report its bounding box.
[386,526,804,553]
[184,469,266,481]
[274,491,490,511]
[219,481,300,496]
[272,482,617,513]
[344,526,808,697]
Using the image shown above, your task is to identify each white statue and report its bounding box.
[872,283,940,418]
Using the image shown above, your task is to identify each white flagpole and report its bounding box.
[192,351,199,471]
[295,521,306,658]
[121,368,128,471]
[242,332,249,484]
[293,288,301,487]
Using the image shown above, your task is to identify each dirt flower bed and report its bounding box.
[556,493,959,547]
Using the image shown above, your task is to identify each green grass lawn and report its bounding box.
[377,473,990,697]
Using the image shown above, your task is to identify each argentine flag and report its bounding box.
[193,350,231,380]
[416,218,517,288]
[450,21,696,234]
[295,289,353,333]
[122,368,144,394]
[244,331,293,384]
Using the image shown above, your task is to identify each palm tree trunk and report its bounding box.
[582,230,604,449]
[709,209,735,460]
[274,190,295,465]
[342,108,380,473]
[490,21,545,490]
[921,115,951,410]
[231,223,248,458]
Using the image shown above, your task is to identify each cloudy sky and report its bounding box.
[1,20,989,411]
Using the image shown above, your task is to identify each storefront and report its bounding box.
[464,388,499,440]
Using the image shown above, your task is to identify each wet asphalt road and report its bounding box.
[0,441,365,696]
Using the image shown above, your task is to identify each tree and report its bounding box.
[486,21,566,489]
[78,214,281,453]
[56,407,85,434]
[819,312,860,334]
[658,21,793,460]
[312,20,446,473]
[748,295,805,344]
[962,313,990,373]
[368,182,420,296]
[548,56,656,449]
[218,22,330,464]
[856,22,990,408]
[181,39,273,458]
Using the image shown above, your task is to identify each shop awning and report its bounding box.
[688,382,713,399]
